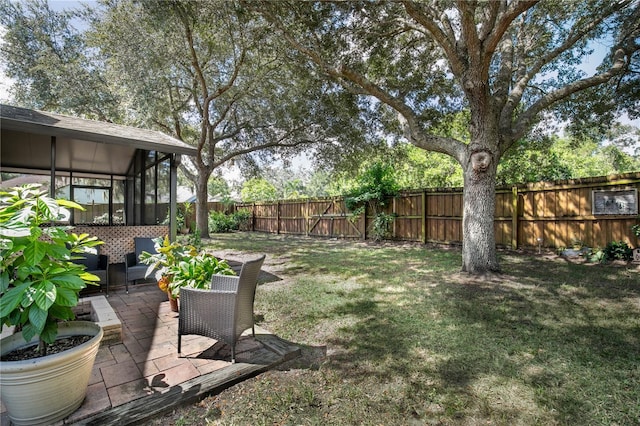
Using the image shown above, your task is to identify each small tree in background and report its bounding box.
[345,163,400,241]
[240,178,278,203]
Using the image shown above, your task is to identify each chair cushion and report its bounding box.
[75,253,100,270]
[135,237,158,256]
[127,264,151,282]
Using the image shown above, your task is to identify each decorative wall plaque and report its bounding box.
[592,189,638,215]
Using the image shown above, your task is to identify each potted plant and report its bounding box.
[0,184,104,426]
[139,236,235,311]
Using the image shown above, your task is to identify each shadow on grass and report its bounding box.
[323,270,638,423]
[207,233,640,424]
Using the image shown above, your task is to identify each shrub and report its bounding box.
[208,209,253,233]
[603,241,633,261]
[209,210,236,233]
[371,212,396,241]
[345,162,399,242]
[233,209,252,230]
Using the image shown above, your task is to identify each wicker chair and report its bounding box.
[73,249,109,296]
[178,254,266,363]
[124,237,158,293]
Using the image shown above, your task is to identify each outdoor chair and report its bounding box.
[124,237,158,293]
[178,254,266,363]
[73,249,109,295]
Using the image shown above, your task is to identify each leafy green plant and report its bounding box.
[139,236,194,294]
[139,236,235,298]
[208,210,251,233]
[208,210,236,233]
[168,254,235,298]
[345,162,399,241]
[233,209,252,230]
[344,162,399,217]
[0,184,101,356]
[603,240,633,261]
[586,248,607,263]
[371,212,396,241]
[179,202,193,231]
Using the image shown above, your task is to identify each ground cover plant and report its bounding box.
[143,232,640,426]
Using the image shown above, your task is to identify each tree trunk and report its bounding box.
[195,173,210,239]
[461,149,501,274]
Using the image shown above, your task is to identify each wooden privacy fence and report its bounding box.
[227,172,640,250]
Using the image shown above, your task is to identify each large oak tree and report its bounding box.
[253,0,640,274]
[91,0,369,237]
[1,0,367,238]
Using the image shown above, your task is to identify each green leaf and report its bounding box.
[34,280,57,311]
[0,271,10,293]
[0,281,30,319]
[21,286,36,307]
[40,322,58,345]
[80,271,101,284]
[56,198,84,211]
[45,243,70,260]
[55,286,79,307]
[22,240,47,266]
[37,196,60,221]
[49,304,75,321]
[50,274,86,289]
[28,305,47,335]
[21,323,37,343]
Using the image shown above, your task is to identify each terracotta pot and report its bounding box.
[168,291,179,312]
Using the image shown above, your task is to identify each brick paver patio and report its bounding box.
[1,278,299,425]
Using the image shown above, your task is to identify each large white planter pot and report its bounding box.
[0,321,103,426]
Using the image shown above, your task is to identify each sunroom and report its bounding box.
[0,104,197,284]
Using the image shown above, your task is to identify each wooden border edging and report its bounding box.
[73,332,301,425]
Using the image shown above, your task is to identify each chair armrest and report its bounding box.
[125,252,137,267]
[98,254,109,269]
[210,274,239,292]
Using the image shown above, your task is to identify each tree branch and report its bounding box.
[478,0,503,42]
[501,1,630,130]
[483,0,538,58]
[211,127,321,168]
[401,1,465,77]
[511,48,629,142]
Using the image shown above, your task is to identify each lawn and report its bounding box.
[144,232,640,426]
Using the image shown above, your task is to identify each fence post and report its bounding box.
[362,202,367,241]
[392,197,397,239]
[252,203,256,232]
[305,199,310,236]
[512,186,518,249]
[422,190,427,244]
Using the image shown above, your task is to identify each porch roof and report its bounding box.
[1,104,197,177]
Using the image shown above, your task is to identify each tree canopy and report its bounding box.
[1,0,369,237]
[2,0,638,274]
[252,0,640,273]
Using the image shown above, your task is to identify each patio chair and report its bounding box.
[178,254,266,363]
[124,237,158,293]
[73,249,109,296]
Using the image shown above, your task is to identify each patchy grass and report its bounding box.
[144,232,640,426]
